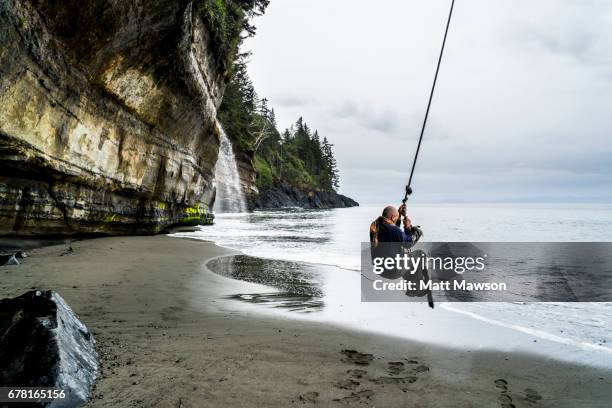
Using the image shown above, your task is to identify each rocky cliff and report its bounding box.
[0,0,225,235]
[235,149,259,206]
[233,151,358,210]
[251,182,358,209]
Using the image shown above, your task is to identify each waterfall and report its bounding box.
[213,124,247,213]
[180,4,246,213]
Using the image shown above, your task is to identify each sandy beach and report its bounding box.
[1,235,611,407]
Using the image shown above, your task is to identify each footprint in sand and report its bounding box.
[494,379,509,391]
[494,379,515,408]
[347,369,367,379]
[299,391,319,403]
[334,379,360,391]
[370,376,419,394]
[498,393,513,405]
[341,349,374,366]
[524,388,542,403]
[365,359,428,391]
[388,361,405,375]
[372,376,418,385]
[413,365,430,374]
[333,389,374,404]
[403,358,431,375]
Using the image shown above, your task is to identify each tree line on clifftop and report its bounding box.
[219,57,341,192]
[201,0,341,192]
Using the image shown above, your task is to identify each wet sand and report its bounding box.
[1,235,611,407]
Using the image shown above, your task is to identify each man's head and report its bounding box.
[382,205,399,223]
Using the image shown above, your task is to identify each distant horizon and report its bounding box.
[336,199,612,206]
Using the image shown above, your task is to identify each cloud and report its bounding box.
[272,94,314,108]
[331,101,399,133]
[243,0,612,203]
[499,0,612,66]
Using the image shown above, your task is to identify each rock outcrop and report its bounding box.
[0,0,225,235]
[234,151,358,210]
[0,290,98,407]
[252,182,359,210]
[0,250,25,265]
[235,149,259,204]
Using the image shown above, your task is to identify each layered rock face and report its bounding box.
[235,150,259,205]
[0,0,224,235]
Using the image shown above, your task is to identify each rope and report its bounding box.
[403,0,456,204]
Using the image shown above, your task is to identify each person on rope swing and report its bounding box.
[369,204,414,280]
[369,204,413,245]
[369,204,432,305]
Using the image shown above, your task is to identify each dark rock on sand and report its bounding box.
[0,250,28,266]
[0,290,98,407]
[0,253,19,266]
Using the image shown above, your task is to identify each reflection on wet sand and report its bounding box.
[229,293,323,312]
[207,255,324,312]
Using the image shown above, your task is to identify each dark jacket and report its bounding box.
[369,216,413,279]
[375,217,413,243]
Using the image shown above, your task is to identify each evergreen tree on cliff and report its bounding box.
[214,0,356,208]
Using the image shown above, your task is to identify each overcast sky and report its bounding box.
[243,0,612,204]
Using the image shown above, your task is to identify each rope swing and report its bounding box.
[403,0,456,204]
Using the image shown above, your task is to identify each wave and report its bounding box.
[441,303,612,355]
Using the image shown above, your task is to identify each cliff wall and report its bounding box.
[0,0,224,235]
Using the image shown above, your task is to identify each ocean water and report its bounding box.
[172,203,612,367]
[176,204,612,270]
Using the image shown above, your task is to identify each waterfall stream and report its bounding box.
[213,125,247,213]
[181,5,246,214]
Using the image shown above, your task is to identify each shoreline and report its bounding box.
[1,235,611,407]
[194,233,612,369]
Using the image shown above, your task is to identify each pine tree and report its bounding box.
[219,62,343,193]
[312,130,322,176]
[215,0,347,195]
[239,0,271,37]
[320,137,339,191]
[282,128,291,142]
[269,108,277,128]
[260,97,269,117]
